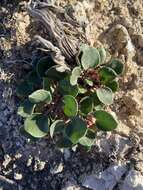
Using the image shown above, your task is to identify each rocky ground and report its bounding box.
[0,0,143,189]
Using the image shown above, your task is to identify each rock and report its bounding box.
[95,133,113,156]
[112,134,132,159]
[83,164,127,190]
[83,175,105,190]
[14,172,23,180]
[34,158,46,171]
[50,162,64,174]
[122,93,141,116]
[96,133,132,159]
[120,89,143,132]
[108,24,135,55]
[2,155,12,169]
[26,156,33,167]
[121,170,143,190]
[106,24,137,82]
[62,181,82,190]
[135,161,143,174]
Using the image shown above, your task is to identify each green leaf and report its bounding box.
[94,104,104,110]
[108,59,124,75]
[18,99,35,118]
[63,95,78,117]
[106,80,119,92]
[20,126,38,141]
[80,96,93,115]
[45,65,70,80]
[36,56,55,77]
[24,114,49,138]
[78,86,87,94]
[98,47,106,64]
[16,81,34,97]
[76,44,89,65]
[43,77,50,90]
[90,93,104,110]
[29,89,52,104]
[91,93,101,105]
[79,130,95,147]
[66,117,87,144]
[96,87,113,105]
[99,66,117,84]
[94,110,118,131]
[59,79,78,97]
[80,47,100,70]
[50,120,64,138]
[43,77,54,93]
[56,137,73,148]
[79,136,94,147]
[70,66,82,85]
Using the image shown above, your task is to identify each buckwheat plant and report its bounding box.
[17,44,124,150]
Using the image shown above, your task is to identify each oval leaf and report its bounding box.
[63,95,78,117]
[36,56,55,77]
[43,77,54,93]
[20,126,38,142]
[109,59,124,75]
[29,89,52,104]
[79,129,96,147]
[96,87,113,105]
[76,44,89,65]
[78,86,87,94]
[91,93,101,105]
[80,47,100,70]
[106,80,119,92]
[45,65,70,80]
[24,114,49,138]
[18,99,35,118]
[50,120,64,138]
[90,93,104,110]
[65,117,87,144]
[98,47,106,64]
[70,66,82,86]
[79,136,95,147]
[94,110,118,131]
[99,66,117,84]
[80,96,93,115]
[59,79,78,97]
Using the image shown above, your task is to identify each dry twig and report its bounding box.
[27,0,87,65]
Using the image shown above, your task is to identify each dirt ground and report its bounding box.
[0,0,143,189]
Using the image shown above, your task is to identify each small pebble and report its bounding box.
[14,172,23,180]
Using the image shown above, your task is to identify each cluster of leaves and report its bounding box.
[17,44,124,150]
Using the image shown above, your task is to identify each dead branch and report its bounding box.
[27,0,87,65]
